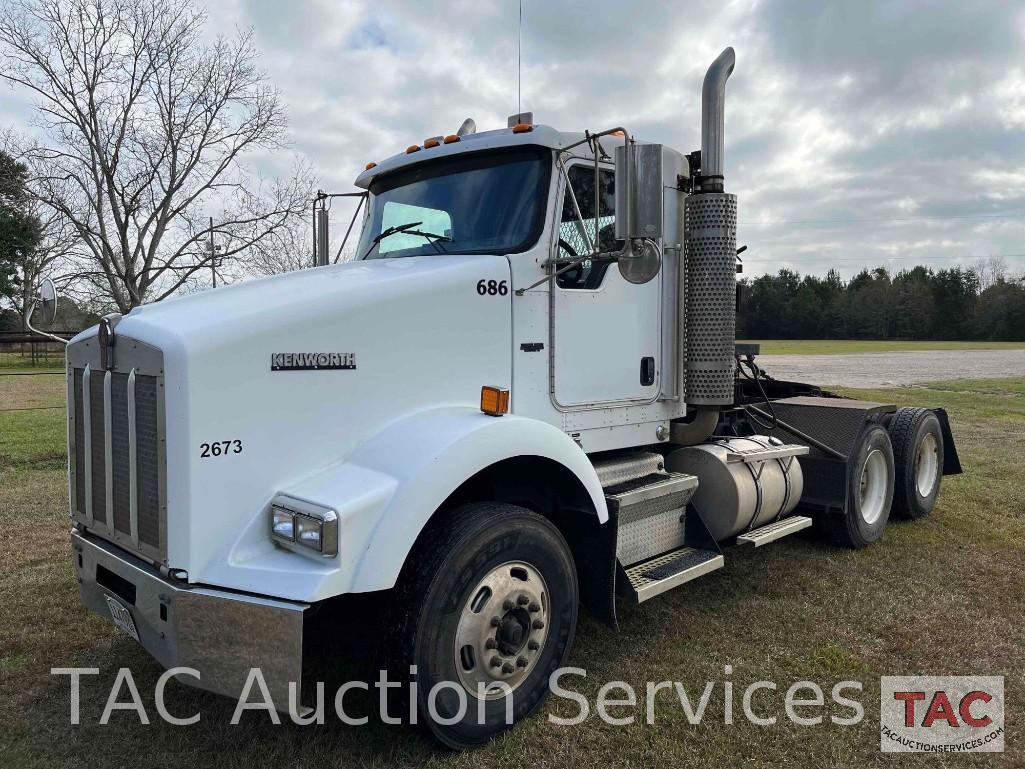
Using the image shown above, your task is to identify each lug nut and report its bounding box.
[528,602,540,612]
[516,656,528,668]
[503,599,514,611]
[532,619,545,630]
[490,616,501,627]
[517,594,530,605]
[502,662,515,674]
[485,638,497,650]
[528,640,540,651]
[490,656,501,668]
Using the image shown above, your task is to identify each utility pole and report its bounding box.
[209,216,217,288]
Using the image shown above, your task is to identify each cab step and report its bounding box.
[621,546,723,603]
[736,515,813,547]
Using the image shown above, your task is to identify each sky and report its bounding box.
[3,0,1025,280]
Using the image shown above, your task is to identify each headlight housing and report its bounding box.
[269,495,338,558]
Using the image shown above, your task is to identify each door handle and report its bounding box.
[640,356,655,386]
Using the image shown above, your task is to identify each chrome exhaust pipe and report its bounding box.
[683,47,738,407]
[700,47,735,192]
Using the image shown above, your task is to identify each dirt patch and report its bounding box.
[759,349,1025,388]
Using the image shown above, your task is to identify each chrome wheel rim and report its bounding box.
[859,449,887,525]
[454,561,550,700]
[915,432,939,498]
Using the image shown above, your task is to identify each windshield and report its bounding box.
[359,147,550,259]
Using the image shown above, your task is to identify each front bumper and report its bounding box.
[72,530,308,708]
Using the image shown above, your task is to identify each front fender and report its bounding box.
[339,407,607,593]
[214,408,604,603]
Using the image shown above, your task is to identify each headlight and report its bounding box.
[269,496,338,558]
[272,508,296,541]
[296,515,323,550]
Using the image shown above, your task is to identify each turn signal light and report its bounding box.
[406,144,421,154]
[443,134,460,144]
[511,123,533,134]
[480,386,510,416]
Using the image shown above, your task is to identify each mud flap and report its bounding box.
[932,408,962,475]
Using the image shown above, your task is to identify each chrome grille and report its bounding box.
[67,334,166,564]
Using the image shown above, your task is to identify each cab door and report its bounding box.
[551,162,662,408]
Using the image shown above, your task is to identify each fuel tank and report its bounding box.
[665,435,805,541]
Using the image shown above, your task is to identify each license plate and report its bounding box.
[104,594,140,641]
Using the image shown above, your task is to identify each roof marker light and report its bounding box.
[443,134,460,144]
[406,145,421,154]
[365,161,377,170]
[511,123,533,134]
[423,138,440,148]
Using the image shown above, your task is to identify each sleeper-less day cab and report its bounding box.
[38,48,960,748]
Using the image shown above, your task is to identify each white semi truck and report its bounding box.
[47,48,960,747]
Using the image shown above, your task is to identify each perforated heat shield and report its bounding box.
[685,193,737,405]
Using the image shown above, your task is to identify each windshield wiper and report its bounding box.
[362,221,422,259]
[363,221,454,258]
[406,229,453,255]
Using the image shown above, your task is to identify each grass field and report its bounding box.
[1,374,1022,768]
[0,349,66,373]
[742,339,1025,355]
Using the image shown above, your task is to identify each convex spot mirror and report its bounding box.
[38,277,58,325]
[618,238,662,284]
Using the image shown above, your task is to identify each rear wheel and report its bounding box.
[825,423,895,548]
[887,407,943,520]
[391,503,578,749]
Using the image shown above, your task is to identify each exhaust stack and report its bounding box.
[682,47,738,409]
[699,47,735,192]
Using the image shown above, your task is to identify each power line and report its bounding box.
[746,253,1025,263]
[742,210,1025,228]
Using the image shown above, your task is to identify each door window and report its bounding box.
[556,165,623,289]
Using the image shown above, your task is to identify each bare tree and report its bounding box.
[0,132,78,327]
[240,212,313,278]
[0,0,311,312]
[973,256,1009,291]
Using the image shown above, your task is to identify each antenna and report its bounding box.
[517,0,522,115]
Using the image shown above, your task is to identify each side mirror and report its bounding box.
[25,276,68,346]
[614,142,664,241]
[38,277,59,325]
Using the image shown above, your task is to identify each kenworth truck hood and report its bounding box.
[68,254,512,594]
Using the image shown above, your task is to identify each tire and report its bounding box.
[389,503,578,749]
[887,407,943,520]
[825,423,895,548]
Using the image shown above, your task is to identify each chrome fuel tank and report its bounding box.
[666,436,806,541]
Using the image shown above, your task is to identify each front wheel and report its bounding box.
[392,503,578,749]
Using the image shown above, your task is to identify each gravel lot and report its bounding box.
[758,348,1025,388]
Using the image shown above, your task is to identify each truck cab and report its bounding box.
[63,48,960,748]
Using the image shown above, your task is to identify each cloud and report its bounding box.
[4,0,1025,278]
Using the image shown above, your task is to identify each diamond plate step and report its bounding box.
[622,546,723,603]
[736,515,813,547]
[723,442,809,464]
[607,473,699,567]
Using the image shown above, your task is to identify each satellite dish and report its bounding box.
[618,239,662,284]
[38,277,58,325]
